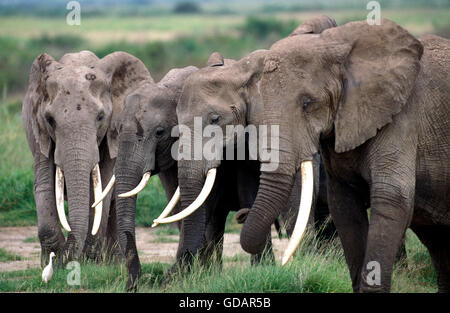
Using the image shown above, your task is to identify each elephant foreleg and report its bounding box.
[327,177,369,292]
[33,152,65,267]
[360,172,415,292]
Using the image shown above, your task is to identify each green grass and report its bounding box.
[149,236,179,244]
[23,236,39,243]
[0,229,437,293]
[0,248,22,262]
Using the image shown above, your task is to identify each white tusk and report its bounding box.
[55,166,71,232]
[281,160,314,266]
[118,172,151,198]
[91,164,103,236]
[91,175,115,208]
[151,187,180,228]
[153,168,216,224]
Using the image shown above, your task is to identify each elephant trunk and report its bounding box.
[176,159,207,260]
[240,169,295,254]
[60,137,99,259]
[115,139,144,259]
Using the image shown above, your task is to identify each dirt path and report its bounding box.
[0,226,288,272]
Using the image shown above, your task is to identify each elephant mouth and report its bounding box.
[55,163,104,236]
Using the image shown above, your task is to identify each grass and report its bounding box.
[149,236,179,244]
[0,229,437,292]
[0,248,22,262]
[23,236,39,243]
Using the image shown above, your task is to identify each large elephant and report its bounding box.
[240,19,450,292]
[154,16,339,277]
[22,50,151,266]
[98,65,198,290]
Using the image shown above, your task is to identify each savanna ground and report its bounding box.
[0,0,448,292]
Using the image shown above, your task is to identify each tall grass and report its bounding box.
[0,229,436,293]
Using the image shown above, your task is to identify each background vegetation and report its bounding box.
[0,0,447,292]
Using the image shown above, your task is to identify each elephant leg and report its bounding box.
[104,196,123,264]
[360,179,415,293]
[412,226,450,293]
[34,152,65,268]
[201,207,228,267]
[327,177,369,293]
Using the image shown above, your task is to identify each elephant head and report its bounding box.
[23,50,151,259]
[150,51,267,262]
[240,19,423,261]
[153,16,339,260]
[92,66,197,289]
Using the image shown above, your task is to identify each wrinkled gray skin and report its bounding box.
[22,50,151,266]
[113,66,198,290]
[240,19,450,292]
[171,16,339,278]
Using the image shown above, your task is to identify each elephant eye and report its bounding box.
[155,126,164,137]
[301,96,317,113]
[303,97,313,109]
[210,114,220,125]
[97,112,105,122]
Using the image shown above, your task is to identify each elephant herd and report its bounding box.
[22,15,449,293]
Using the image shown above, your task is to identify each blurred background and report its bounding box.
[0,0,449,227]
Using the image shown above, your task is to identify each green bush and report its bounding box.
[173,2,202,14]
[240,16,298,40]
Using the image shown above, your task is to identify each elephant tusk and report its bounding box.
[55,166,71,232]
[281,160,314,266]
[91,164,103,236]
[118,172,151,198]
[151,187,180,227]
[153,168,216,224]
[91,175,115,208]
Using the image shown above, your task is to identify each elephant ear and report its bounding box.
[158,66,199,100]
[290,15,337,36]
[231,49,267,85]
[321,19,423,153]
[23,53,59,158]
[207,52,224,67]
[98,52,153,159]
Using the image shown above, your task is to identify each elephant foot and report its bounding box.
[38,226,65,268]
[159,253,195,289]
[126,265,141,292]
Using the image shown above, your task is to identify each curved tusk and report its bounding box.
[91,175,115,208]
[281,160,314,266]
[118,172,151,198]
[55,166,71,232]
[91,164,103,236]
[151,187,180,228]
[153,168,216,224]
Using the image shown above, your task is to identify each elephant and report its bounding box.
[239,18,450,292]
[154,16,340,279]
[22,50,151,266]
[97,65,198,290]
